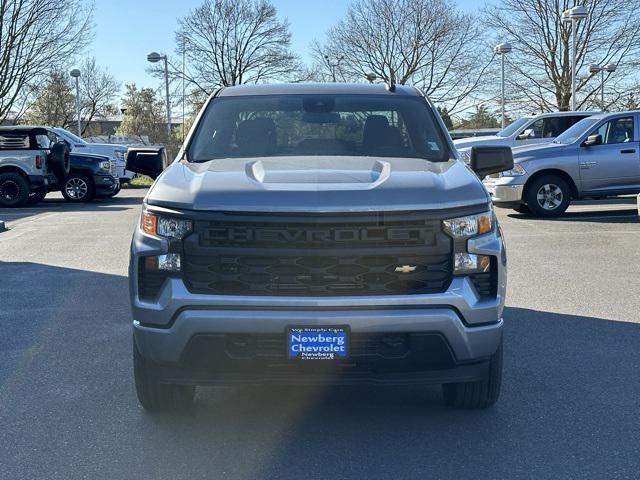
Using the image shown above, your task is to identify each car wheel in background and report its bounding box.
[442,340,502,408]
[61,173,95,202]
[0,172,30,207]
[133,339,195,412]
[107,184,121,197]
[525,175,571,217]
[26,189,47,205]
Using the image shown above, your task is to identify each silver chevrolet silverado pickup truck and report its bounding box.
[126,83,513,411]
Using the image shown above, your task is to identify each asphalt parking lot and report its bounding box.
[1,189,639,479]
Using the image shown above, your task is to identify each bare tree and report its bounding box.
[165,0,299,96]
[0,0,93,122]
[79,57,120,135]
[314,0,493,114]
[485,0,640,112]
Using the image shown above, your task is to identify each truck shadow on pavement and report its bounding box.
[1,262,639,479]
[0,193,144,224]
[509,208,639,223]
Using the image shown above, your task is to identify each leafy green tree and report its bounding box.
[437,106,454,130]
[27,71,76,128]
[458,105,500,129]
[116,84,167,144]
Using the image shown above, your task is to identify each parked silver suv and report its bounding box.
[485,111,640,217]
[126,83,513,411]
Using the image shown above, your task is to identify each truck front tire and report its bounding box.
[0,172,30,207]
[524,175,571,217]
[133,340,195,412]
[442,340,502,408]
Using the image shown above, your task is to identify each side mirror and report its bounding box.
[470,145,514,178]
[583,134,602,147]
[125,147,168,179]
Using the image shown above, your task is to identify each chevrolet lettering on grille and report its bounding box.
[205,226,430,244]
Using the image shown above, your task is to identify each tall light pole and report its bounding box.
[70,69,81,135]
[494,43,512,129]
[147,52,172,139]
[589,63,617,110]
[562,6,588,111]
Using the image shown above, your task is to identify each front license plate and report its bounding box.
[287,327,349,360]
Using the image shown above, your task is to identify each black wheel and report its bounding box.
[61,173,94,202]
[442,340,502,408]
[49,142,71,183]
[26,189,47,205]
[0,172,30,207]
[107,184,121,197]
[524,175,571,217]
[133,339,195,412]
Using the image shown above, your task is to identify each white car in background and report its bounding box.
[454,111,596,162]
[52,127,134,183]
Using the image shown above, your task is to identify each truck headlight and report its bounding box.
[443,212,492,238]
[141,210,192,239]
[99,160,111,171]
[500,164,526,177]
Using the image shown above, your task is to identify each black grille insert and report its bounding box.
[182,211,453,296]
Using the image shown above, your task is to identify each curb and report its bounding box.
[0,220,5,232]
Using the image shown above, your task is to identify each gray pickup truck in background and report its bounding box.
[126,83,514,411]
[485,111,640,217]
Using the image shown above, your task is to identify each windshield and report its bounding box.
[188,94,451,162]
[496,117,531,137]
[54,128,87,145]
[552,118,599,144]
[495,117,531,137]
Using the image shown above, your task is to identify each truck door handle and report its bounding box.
[620,149,636,154]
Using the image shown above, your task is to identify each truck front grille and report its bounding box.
[182,211,453,296]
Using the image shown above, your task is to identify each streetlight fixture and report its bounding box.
[147,52,171,139]
[70,68,81,136]
[562,5,588,111]
[589,63,617,110]
[324,54,345,82]
[493,42,512,129]
[365,73,377,84]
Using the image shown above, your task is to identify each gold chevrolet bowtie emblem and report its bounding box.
[395,265,417,273]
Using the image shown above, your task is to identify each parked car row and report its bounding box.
[0,125,121,207]
[455,110,640,217]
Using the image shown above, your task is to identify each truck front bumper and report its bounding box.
[130,228,506,386]
[484,180,524,208]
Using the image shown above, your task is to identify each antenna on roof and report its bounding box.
[385,69,396,92]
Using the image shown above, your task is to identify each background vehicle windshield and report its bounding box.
[188,94,451,162]
[54,128,87,145]
[552,118,599,144]
[495,117,530,137]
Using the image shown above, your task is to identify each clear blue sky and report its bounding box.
[90,0,482,93]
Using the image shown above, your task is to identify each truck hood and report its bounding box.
[453,136,506,149]
[512,142,567,161]
[146,156,489,213]
[85,142,127,150]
